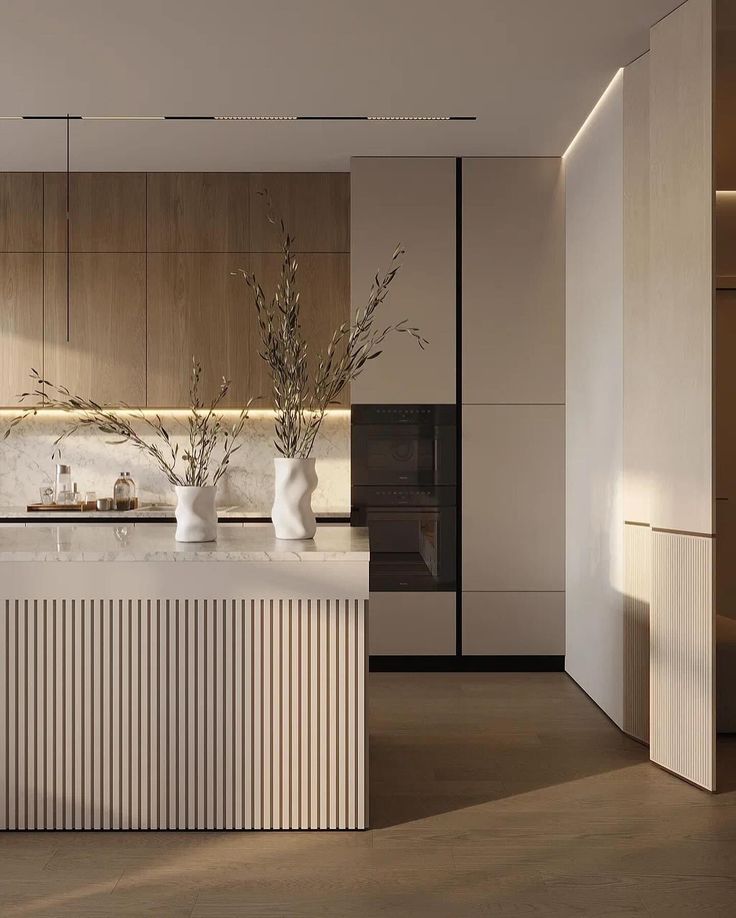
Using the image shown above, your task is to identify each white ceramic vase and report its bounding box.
[272,457,318,540]
[174,485,218,542]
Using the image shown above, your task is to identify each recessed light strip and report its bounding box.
[1,114,476,122]
[562,68,623,159]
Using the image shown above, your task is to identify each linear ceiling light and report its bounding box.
[562,69,623,159]
[1,113,476,122]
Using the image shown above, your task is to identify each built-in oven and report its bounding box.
[351,405,457,593]
[351,405,456,487]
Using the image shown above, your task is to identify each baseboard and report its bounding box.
[369,655,565,673]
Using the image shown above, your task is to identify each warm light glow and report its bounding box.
[562,68,623,159]
[0,408,351,418]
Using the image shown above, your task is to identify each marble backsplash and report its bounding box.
[0,411,350,512]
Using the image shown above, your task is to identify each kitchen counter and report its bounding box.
[0,522,369,562]
[0,523,369,831]
[0,505,350,522]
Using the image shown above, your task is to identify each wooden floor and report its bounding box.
[1,672,735,916]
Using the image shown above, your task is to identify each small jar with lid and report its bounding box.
[54,464,72,504]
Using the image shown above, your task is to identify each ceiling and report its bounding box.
[0,0,682,170]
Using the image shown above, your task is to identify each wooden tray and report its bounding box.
[26,503,84,512]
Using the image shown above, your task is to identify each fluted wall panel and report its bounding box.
[650,531,714,790]
[0,597,367,830]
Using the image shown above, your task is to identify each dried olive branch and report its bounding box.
[3,359,250,487]
[234,193,427,458]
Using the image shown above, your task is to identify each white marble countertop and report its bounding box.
[0,505,350,521]
[0,523,369,562]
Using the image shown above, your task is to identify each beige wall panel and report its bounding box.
[462,158,564,404]
[44,254,146,405]
[623,55,652,525]
[146,253,252,407]
[623,523,651,743]
[249,173,349,252]
[368,592,455,655]
[650,530,714,790]
[246,253,350,408]
[462,592,564,656]
[463,405,564,592]
[350,157,455,404]
[649,0,714,534]
[0,254,43,406]
[0,173,42,252]
[147,173,251,252]
[565,70,624,729]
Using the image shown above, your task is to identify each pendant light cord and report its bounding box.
[66,113,70,342]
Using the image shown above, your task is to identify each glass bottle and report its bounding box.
[54,464,72,504]
[125,472,138,510]
[113,473,133,511]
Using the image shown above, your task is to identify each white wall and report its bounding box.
[565,71,625,728]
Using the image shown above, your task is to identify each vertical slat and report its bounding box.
[196,599,205,829]
[310,599,319,829]
[72,599,81,830]
[17,600,27,830]
[347,599,356,829]
[319,599,328,830]
[328,599,338,829]
[244,599,253,830]
[83,599,93,829]
[291,599,300,829]
[131,600,140,829]
[262,600,272,829]
[205,599,214,829]
[44,601,53,830]
[357,599,366,829]
[300,599,310,830]
[272,599,281,830]
[168,599,176,829]
[111,600,121,829]
[233,600,243,830]
[25,601,35,830]
[8,602,17,830]
[223,599,233,829]
[159,599,168,829]
[140,600,149,829]
[253,599,262,830]
[186,599,196,830]
[338,599,347,829]
[63,600,73,829]
[148,600,159,829]
[120,600,130,830]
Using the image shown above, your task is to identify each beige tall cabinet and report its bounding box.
[462,158,565,657]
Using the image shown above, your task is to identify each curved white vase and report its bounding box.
[272,457,318,540]
[174,485,218,542]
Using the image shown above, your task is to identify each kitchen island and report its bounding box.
[0,524,369,831]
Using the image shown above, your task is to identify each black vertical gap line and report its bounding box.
[455,157,463,657]
[65,113,70,343]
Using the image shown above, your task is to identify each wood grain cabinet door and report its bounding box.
[246,253,350,408]
[147,253,252,407]
[0,173,43,252]
[44,254,146,405]
[249,173,349,253]
[44,173,146,252]
[0,254,43,406]
[147,173,251,252]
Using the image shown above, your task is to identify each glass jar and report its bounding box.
[113,473,133,511]
[125,472,138,510]
[54,464,72,504]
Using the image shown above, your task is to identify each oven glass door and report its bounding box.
[365,507,456,591]
[352,426,455,486]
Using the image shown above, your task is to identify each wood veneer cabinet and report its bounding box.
[146,253,252,406]
[0,173,43,252]
[0,170,349,406]
[0,254,43,405]
[44,254,146,405]
[44,173,146,252]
